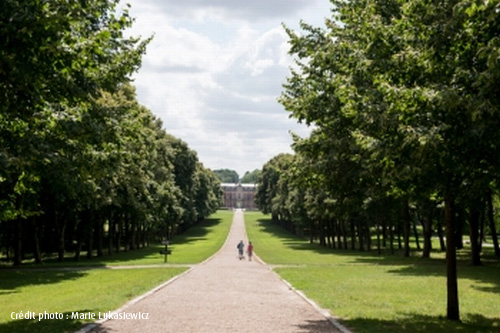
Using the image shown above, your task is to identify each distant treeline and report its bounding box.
[213,169,260,184]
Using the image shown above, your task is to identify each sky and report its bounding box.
[121,0,332,177]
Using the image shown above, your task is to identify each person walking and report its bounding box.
[247,241,253,261]
[237,240,245,260]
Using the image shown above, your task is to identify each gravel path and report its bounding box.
[82,210,348,333]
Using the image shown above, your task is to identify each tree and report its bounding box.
[255,154,294,222]
[0,1,222,262]
[240,169,261,183]
[213,169,239,183]
[280,0,500,321]
[0,0,150,264]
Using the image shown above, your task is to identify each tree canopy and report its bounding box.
[240,169,261,184]
[0,0,221,265]
[213,169,239,183]
[255,0,500,322]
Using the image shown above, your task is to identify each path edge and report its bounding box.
[74,266,193,333]
[253,253,352,333]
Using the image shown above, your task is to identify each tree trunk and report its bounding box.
[342,221,348,249]
[382,218,387,248]
[108,218,114,256]
[403,199,411,257]
[437,215,446,251]
[389,221,395,255]
[75,211,87,261]
[358,222,364,251]
[13,220,23,266]
[478,208,484,253]
[75,237,82,261]
[468,207,482,266]
[54,213,66,262]
[336,220,342,249]
[116,214,122,253]
[96,214,103,257]
[455,207,465,249]
[125,214,131,251]
[319,220,326,247]
[376,220,381,255]
[32,218,42,264]
[422,212,433,258]
[350,221,356,250]
[329,220,336,249]
[397,223,402,250]
[87,219,93,259]
[486,189,500,257]
[365,224,371,251]
[444,193,460,321]
[412,215,421,251]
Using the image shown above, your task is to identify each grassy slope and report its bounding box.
[244,211,500,333]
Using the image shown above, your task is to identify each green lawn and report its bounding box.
[0,210,234,333]
[244,211,500,333]
[0,268,186,333]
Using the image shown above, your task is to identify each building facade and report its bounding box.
[220,183,257,209]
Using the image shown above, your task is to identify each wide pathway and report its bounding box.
[84,210,346,333]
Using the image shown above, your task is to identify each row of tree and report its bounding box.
[0,1,221,265]
[257,0,499,322]
[257,152,499,257]
[213,169,261,184]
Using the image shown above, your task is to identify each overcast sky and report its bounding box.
[122,0,331,177]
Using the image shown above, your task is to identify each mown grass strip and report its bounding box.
[167,210,234,264]
[0,210,234,333]
[0,268,186,333]
[244,211,500,333]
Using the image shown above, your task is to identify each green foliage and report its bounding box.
[213,169,239,183]
[240,169,260,183]
[255,153,294,219]
[0,1,221,266]
[271,0,500,321]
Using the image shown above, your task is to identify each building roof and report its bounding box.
[221,183,257,188]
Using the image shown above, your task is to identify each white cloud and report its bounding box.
[134,0,318,22]
[124,0,331,176]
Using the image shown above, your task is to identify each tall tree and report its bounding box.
[240,169,261,184]
[280,0,500,321]
[0,0,149,264]
[213,169,239,183]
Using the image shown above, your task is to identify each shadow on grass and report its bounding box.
[255,219,500,292]
[0,218,222,290]
[343,313,500,333]
[294,319,339,332]
[0,310,95,333]
[172,217,222,244]
[0,270,88,293]
[2,218,223,269]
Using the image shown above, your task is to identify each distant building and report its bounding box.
[221,183,257,209]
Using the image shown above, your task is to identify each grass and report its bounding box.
[0,210,234,333]
[0,268,185,333]
[244,211,500,333]
[166,210,234,264]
